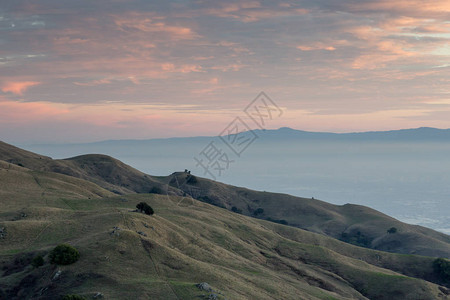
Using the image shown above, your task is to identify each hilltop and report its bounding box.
[2,141,448,258]
[0,141,449,299]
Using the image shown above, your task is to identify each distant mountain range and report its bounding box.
[258,127,450,141]
[18,127,450,147]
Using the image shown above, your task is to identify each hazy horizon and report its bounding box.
[9,125,450,146]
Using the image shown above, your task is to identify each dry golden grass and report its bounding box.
[1,141,449,299]
[1,186,448,299]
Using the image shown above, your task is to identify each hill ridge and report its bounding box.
[1,140,450,299]
[1,140,449,259]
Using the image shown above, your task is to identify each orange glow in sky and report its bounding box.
[1,1,450,143]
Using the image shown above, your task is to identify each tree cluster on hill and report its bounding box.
[31,255,44,268]
[231,206,242,214]
[62,295,87,300]
[49,244,80,265]
[340,231,372,248]
[186,174,197,184]
[387,227,398,234]
[253,208,264,216]
[434,258,450,282]
[136,202,154,215]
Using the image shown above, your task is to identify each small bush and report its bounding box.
[61,295,87,300]
[186,175,197,184]
[253,208,264,216]
[198,196,212,203]
[136,202,154,215]
[387,227,397,234]
[31,255,44,268]
[340,231,372,248]
[433,258,450,281]
[231,206,242,214]
[49,244,80,265]
[266,217,288,225]
[149,186,162,194]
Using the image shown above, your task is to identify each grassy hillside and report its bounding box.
[1,141,450,299]
[0,141,164,195]
[1,141,449,258]
[1,186,449,299]
[165,172,450,258]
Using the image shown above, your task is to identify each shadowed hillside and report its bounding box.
[1,141,449,258]
[1,141,450,299]
[0,141,163,195]
[165,171,450,258]
[0,164,449,299]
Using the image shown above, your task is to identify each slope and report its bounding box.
[165,172,450,258]
[1,181,449,299]
[0,141,164,195]
[2,140,450,258]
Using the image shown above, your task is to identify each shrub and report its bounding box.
[136,202,154,215]
[149,186,162,194]
[49,244,80,265]
[433,258,450,281]
[340,231,372,247]
[253,208,264,216]
[231,206,242,214]
[387,227,398,234]
[31,255,44,268]
[266,217,288,225]
[186,175,198,184]
[61,295,87,300]
[198,196,212,203]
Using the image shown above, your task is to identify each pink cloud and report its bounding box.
[347,0,450,18]
[211,64,246,72]
[297,44,336,51]
[114,13,198,39]
[343,25,418,69]
[161,63,203,73]
[1,81,41,95]
[74,78,112,86]
[202,2,308,22]
[0,100,69,123]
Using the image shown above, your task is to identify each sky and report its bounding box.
[1,0,450,143]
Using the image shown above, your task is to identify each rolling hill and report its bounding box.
[165,171,450,258]
[2,141,450,258]
[1,141,450,299]
[19,127,450,237]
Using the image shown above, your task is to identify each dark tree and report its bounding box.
[149,186,162,194]
[266,217,288,225]
[186,175,197,184]
[136,202,154,215]
[387,227,398,234]
[433,258,450,281]
[253,208,264,216]
[62,295,87,300]
[49,244,80,265]
[31,255,44,268]
[231,206,242,214]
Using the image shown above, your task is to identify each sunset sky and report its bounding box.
[1,0,450,143]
